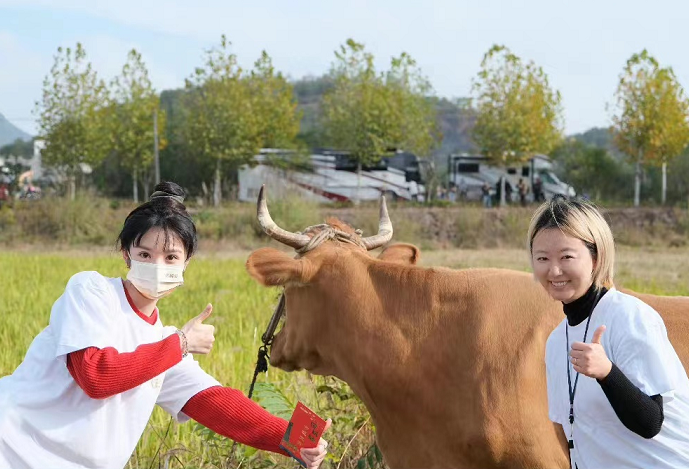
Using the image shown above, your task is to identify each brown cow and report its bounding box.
[246,187,689,469]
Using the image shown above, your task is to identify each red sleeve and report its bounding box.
[182,386,290,456]
[66,334,183,399]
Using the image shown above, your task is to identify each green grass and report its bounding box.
[0,252,378,469]
[1,246,688,468]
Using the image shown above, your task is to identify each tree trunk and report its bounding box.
[634,157,641,207]
[661,160,667,206]
[142,170,151,201]
[214,158,222,207]
[69,173,76,201]
[355,161,362,206]
[153,110,160,185]
[132,169,139,203]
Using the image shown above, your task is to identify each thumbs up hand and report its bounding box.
[570,325,613,380]
[181,304,215,355]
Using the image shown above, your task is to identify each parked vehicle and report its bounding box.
[238,149,425,203]
[447,153,575,202]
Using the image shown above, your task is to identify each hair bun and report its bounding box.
[149,181,186,204]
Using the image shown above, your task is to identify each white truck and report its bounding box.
[447,153,575,202]
[238,149,424,203]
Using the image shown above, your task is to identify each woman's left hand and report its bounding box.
[570,325,613,380]
[300,419,332,469]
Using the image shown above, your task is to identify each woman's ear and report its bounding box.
[122,250,131,269]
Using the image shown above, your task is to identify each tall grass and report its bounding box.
[3,197,689,250]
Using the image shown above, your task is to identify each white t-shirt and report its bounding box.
[546,288,689,469]
[0,271,220,469]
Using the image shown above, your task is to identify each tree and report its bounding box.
[321,39,439,202]
[34,43,110,199]
[551,139,633,203]
[250,51,301,149]
[0,138,33,158]
[610,50,689,206]
[649,68,689,205]
[471,45,563,206]
[111,49,167,202]
[182,36,300,205]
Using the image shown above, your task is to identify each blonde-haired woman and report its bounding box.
[527,196,689,469]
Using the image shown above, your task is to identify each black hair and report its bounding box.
[117,181,197,260]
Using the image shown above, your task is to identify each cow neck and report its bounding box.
[562,284,608,326]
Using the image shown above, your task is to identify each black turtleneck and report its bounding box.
[563,284,608,326]
[563,284,664,439]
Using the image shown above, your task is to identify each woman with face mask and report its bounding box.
[528,196,689,469]
[0,181,330,469]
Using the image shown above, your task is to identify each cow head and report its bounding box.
[246,186,418,375]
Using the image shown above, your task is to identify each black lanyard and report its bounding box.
[564,289,601,450]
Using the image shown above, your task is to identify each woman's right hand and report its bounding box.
[181,304,215,354]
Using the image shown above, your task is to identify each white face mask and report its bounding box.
[126,259,185,299]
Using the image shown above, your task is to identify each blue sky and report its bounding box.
[1,0,687,136]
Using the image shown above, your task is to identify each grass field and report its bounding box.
[1,245,687,468]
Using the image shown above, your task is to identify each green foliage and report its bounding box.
[182,36,301,205]
[321,39,439,169]
[0,138,33,158]
[110,49,166,202]
[34,43,110,198]
[251,382,295,420]
[471,44,563,168]
[610,50,689,205]
[251,51,302,149]
[551,139,634,202]
[182,36,260,189]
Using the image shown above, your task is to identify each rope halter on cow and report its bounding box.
[247,185,394,399]
[256,184,393,252]
[295,224,366,253]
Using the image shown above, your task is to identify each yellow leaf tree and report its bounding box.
[611,50,689,206]
[471,45,563,206]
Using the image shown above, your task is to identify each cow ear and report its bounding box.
[246,248,312,286]
[378,243,420,265]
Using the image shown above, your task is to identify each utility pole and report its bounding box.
[153,109,160,184]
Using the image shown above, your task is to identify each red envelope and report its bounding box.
[280,402,327,467]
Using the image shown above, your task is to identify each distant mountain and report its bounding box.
[0,113,31,147]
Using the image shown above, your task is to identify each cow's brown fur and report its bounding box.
[246,223,689,469]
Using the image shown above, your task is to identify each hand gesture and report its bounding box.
[570,325,612,380]
[181,304,215,355]
[300,419,332,469]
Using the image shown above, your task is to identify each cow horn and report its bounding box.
[361,196,394,250]
[257,185,310,249]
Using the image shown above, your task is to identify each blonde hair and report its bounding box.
[527,197,615,289]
